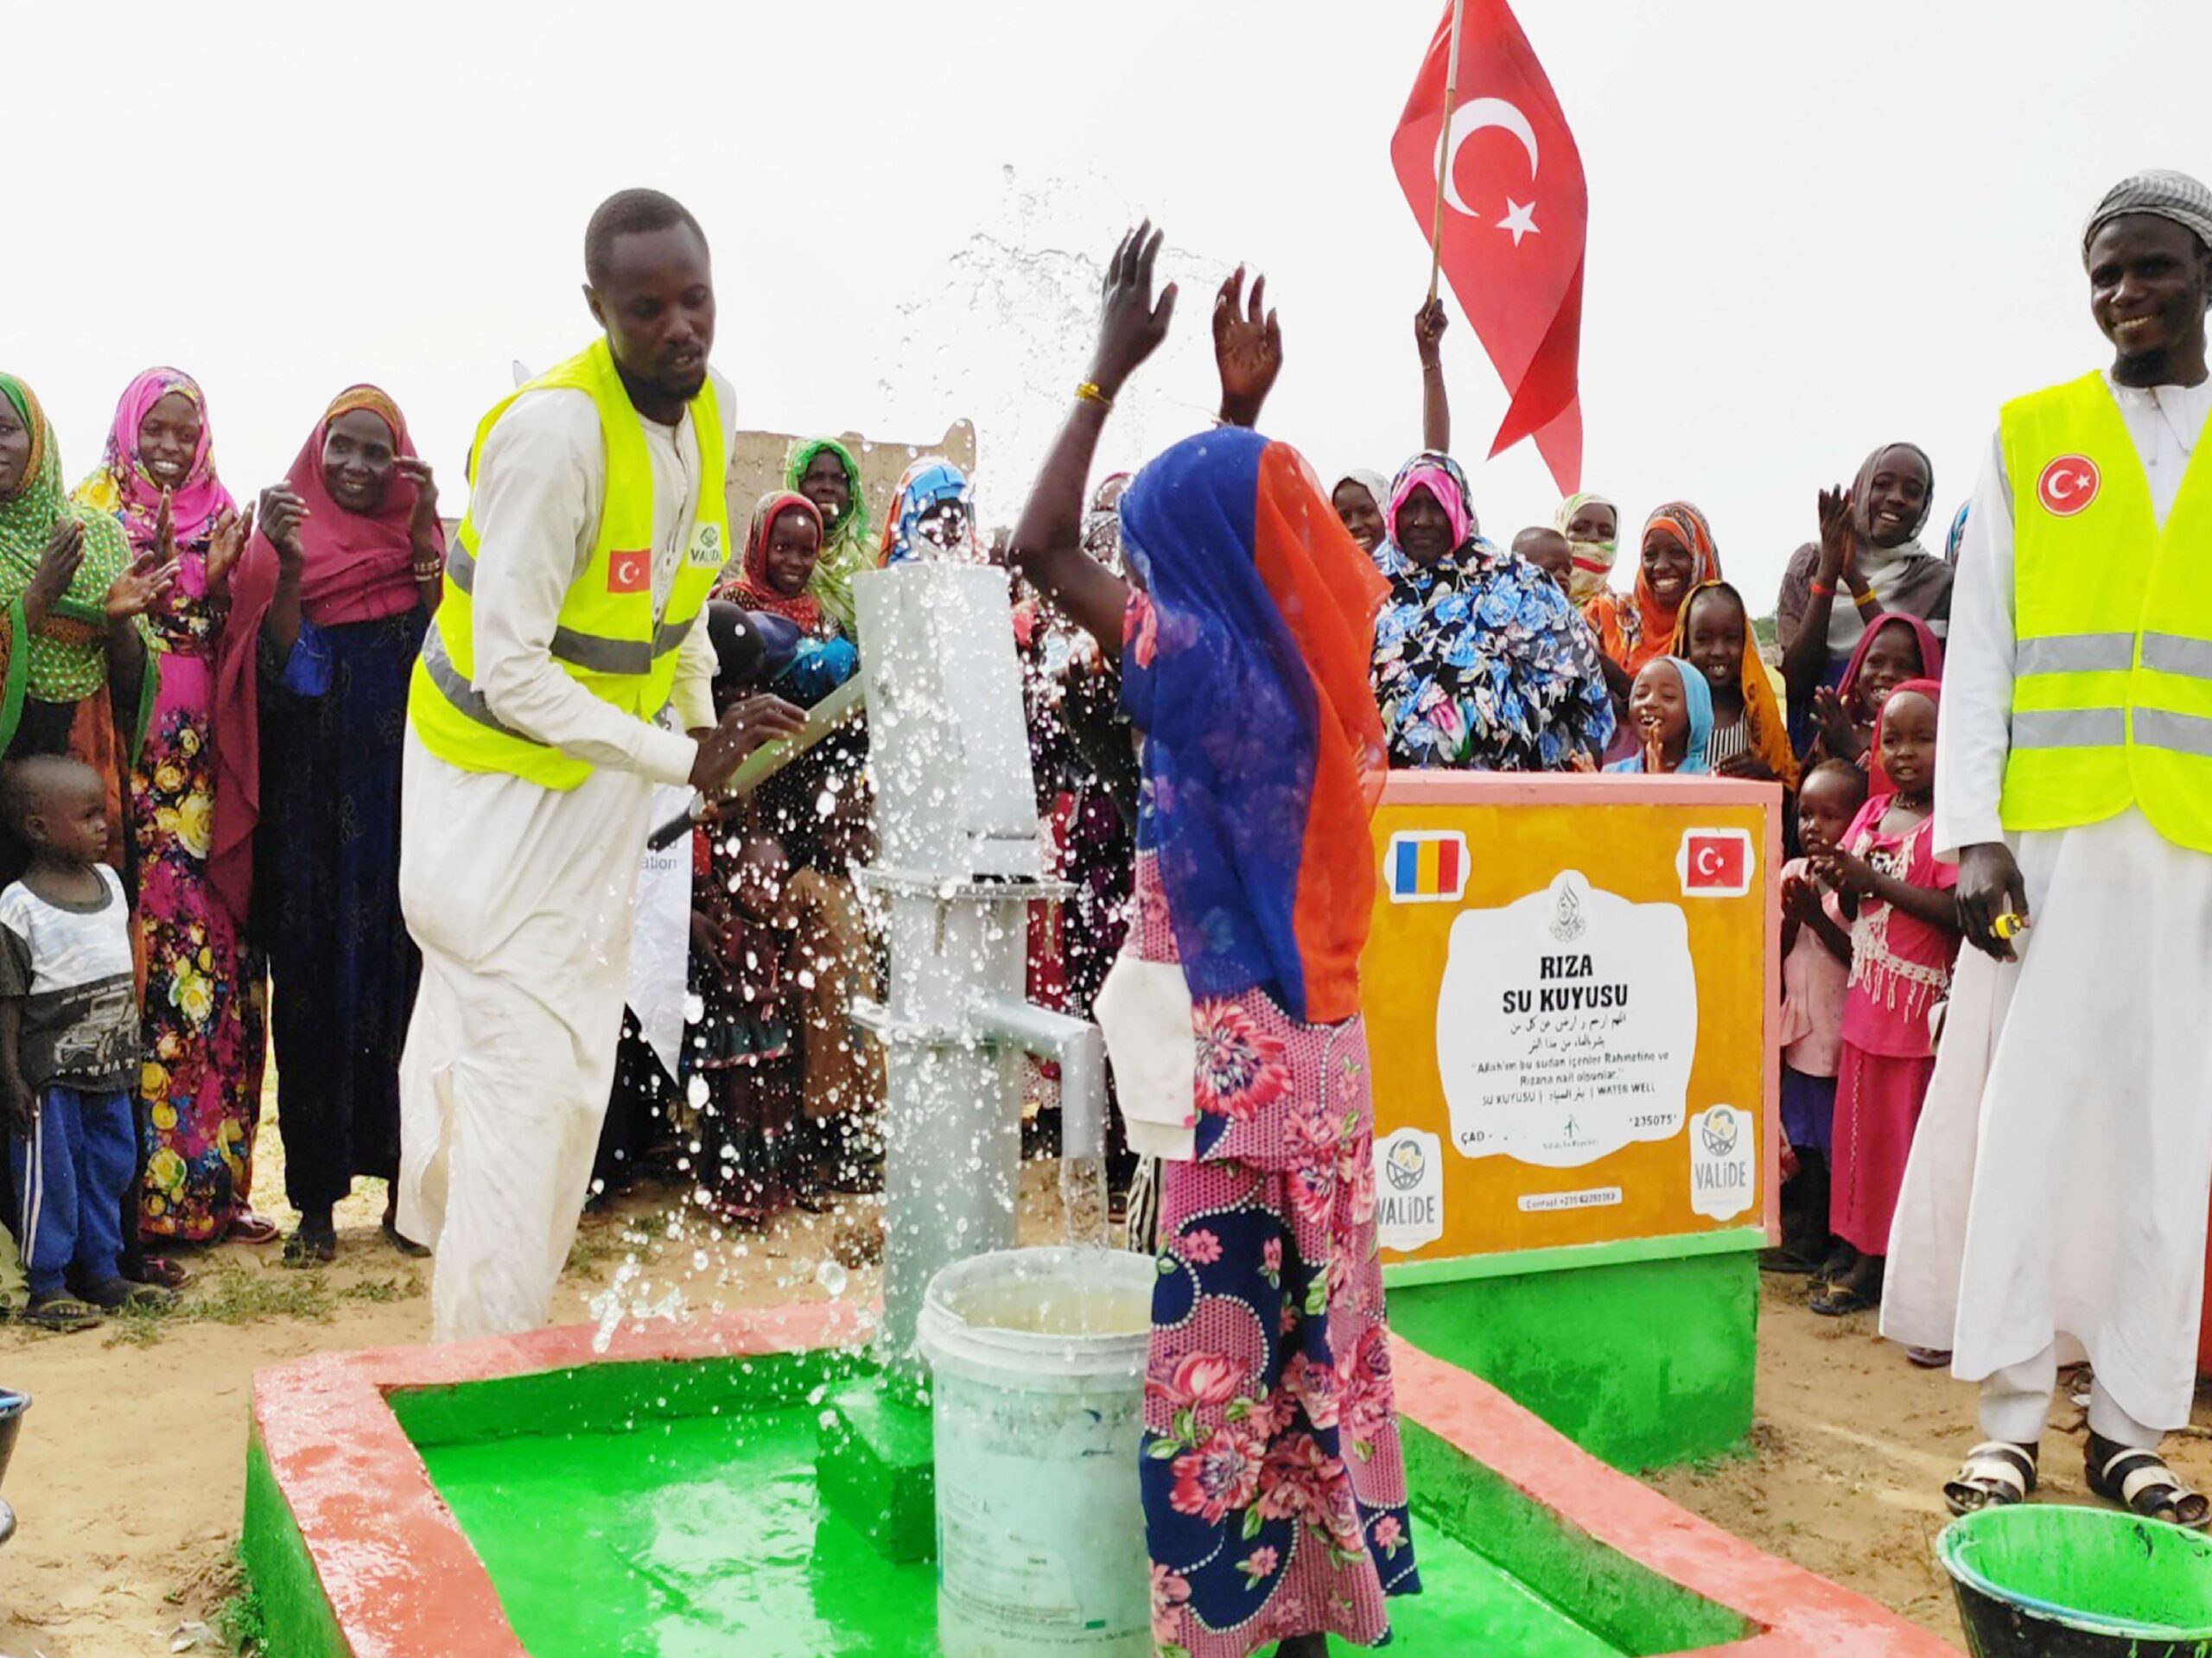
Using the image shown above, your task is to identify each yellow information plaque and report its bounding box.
[1363,773,1781,1273]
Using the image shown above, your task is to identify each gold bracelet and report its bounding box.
[1853,588,1878,608]
[1074,381,1113,411]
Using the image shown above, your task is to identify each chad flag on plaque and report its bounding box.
[1386,830,1470,904]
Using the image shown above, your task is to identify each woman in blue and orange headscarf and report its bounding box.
[1009,231,1418,1658]
[1583,500,1721,678]
[73,368,276,1248]
[878,457,977,565]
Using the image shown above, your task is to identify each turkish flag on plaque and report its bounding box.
[1391,0,1587,493]
[1677,829,1753,899]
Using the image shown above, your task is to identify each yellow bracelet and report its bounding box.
[1075,381,1113,411]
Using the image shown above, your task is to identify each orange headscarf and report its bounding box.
[1670,580,1798,789]
[1584,501,1721,677]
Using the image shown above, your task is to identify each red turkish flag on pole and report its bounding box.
[1391,0,1587,493]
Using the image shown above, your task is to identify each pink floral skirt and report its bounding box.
[1141,1007,1419,1658]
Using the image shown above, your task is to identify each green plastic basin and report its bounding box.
[1937,1503,2212,1658]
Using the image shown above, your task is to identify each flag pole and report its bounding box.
[1426,0,1471,303]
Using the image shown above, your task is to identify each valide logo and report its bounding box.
[1688,1104,1756,1223]
[1676,827,1752,898]
[1372,1128,1445,1253]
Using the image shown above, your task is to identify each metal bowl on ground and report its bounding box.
[0,1389,26,1547]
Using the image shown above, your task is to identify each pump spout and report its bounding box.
[966,996,1111,1250]
[964,999,1106,1165]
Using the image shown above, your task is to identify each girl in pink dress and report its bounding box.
[1810,680,1960,1317]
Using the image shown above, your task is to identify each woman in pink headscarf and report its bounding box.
[73,368,276,1249]
[211,386,445,1263]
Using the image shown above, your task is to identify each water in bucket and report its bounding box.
[918,1246,1156,1657]
[1937,1503,2212,1658]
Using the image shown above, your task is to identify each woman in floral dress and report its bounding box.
[1010,231,1419,1658]
[73,368,276,1247]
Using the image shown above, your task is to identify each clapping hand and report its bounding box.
[257,485,309,570]
[1816,485,1858,588]
[23,518,85,630]
[205,501,256,600]
[395,457,441,545]
[1809,845,1876,899]
[1087,221,1178,403]
[105,544,179,624]
[1213,265,1281,429]
[1811,684,1858,757]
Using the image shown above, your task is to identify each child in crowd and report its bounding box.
[1510,525,1575,594]
[689,827,802,1227]
[1,757,162,1331]
[721,492,859,704]
[1605,657,1712,774]
[1674,581,1799,788]
[1768,759,1869,1275]
[1809,683,1958,1317]
[1811,613,1942,769]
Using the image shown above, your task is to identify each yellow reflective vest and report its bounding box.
[407,339,729,790]
[1999,370,2212,850]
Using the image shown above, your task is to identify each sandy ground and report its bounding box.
[2,1111,2208,1656]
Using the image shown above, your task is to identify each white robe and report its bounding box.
[1882,373,2212,1431]
[397,372,729,1344]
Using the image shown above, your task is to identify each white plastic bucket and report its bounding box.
[917,1246,1155,1657]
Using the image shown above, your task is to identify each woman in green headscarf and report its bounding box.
[0,373,174,873]
[785,436,870,637]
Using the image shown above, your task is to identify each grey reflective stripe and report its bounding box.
[447,538,477,595]
[2015,632,2134,676]
[549,627,652,675]
[2012,708,2126,749]
[2135,708,2212,759]
[2141,632,2212,682]
[418,628,544,745]
[543,621,687,673]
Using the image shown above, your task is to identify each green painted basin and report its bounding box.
[1937,1503,2212,1658]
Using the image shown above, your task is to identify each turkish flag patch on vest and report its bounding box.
[607,549,651,594]
[2036,454,2101,518]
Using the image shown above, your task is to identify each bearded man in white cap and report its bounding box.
[1897,168,2212,1529]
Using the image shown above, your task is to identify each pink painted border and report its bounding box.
[251,1305,1955,1657]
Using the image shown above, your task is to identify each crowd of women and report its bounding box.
[0,282,1961,1302]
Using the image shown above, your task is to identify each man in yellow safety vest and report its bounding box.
[396,188,803,1342]
[1886,170,2212,1529]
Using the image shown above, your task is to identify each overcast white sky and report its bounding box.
[9,0,2207,609]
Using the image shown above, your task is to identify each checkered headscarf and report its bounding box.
[2082,169,2212,263]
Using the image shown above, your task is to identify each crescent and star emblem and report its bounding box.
[1439,97,1542,246]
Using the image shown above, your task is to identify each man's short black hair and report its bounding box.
[584,189,706,289]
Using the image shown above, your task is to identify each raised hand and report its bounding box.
[1414,296,1448,367]
[23,519,86,630]
[106,546,180,623]
[689,694,808,793]
[205,502,256,600]
[1213,265,1282,429]
[1816,485,1856,586]
[258,485,309,569]
[395,457,441,547]
[1087,221,1178,402]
